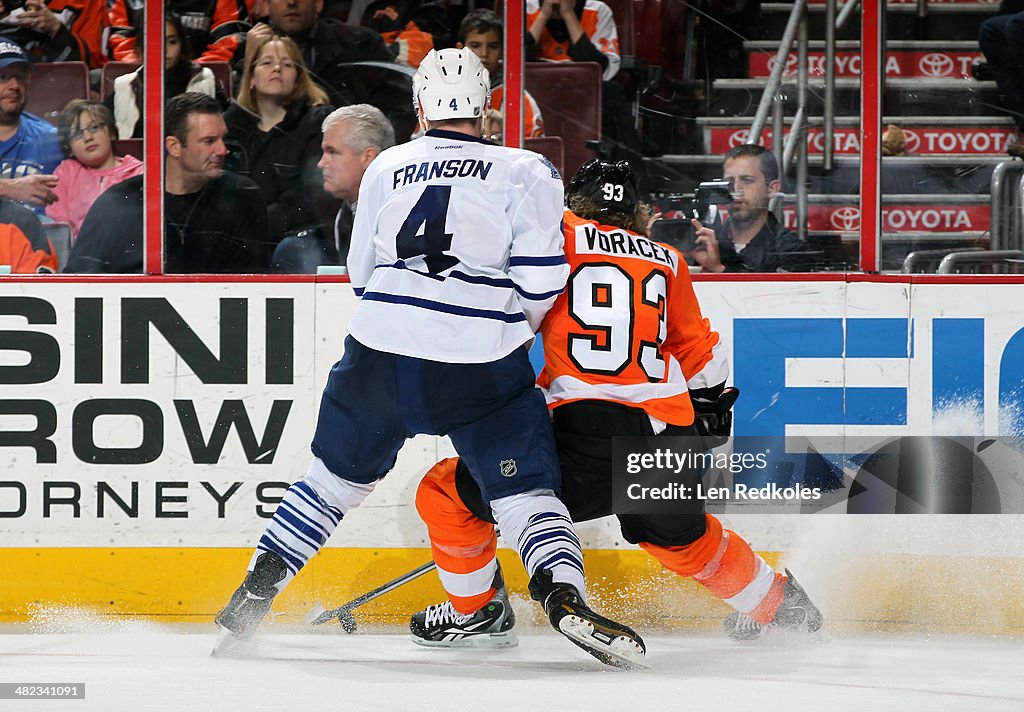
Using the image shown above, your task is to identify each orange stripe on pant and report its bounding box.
[415,458,498,614]
[640,514,785,624]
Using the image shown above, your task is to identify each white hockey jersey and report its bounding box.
[346,129,568,363]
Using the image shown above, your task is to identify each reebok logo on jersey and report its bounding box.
[499,459,518,478]
[575,225,678,274]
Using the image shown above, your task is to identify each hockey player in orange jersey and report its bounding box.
[410,159,822,647]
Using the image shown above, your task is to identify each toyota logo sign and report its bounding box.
[919,53,954,77]
[729,129,753,147]
[902,128,921,153]
[830,206,861,231]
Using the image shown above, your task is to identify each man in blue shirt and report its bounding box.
[0,40,61,209]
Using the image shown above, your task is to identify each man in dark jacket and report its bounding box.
[692,144,813,273]
[240,0,416,141]
[66,93,270,273]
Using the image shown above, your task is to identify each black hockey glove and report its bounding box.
[691,386,740,445]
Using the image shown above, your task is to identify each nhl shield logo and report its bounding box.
[499,459,518,478]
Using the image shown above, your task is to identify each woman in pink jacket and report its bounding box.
[45,100,144,240]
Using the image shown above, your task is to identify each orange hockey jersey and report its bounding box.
[0,223,57,274]
[490,86,544,139]
[526,0,621,80]
[537,211,727,426]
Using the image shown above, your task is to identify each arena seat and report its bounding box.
[114,138,143,160]
[25,62,89,126]
[100,61,139,99]
[43,222,72,272]
[525,136,566,181]
[101,61,232,100]
[525,62,602,179]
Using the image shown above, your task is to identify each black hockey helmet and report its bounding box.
[565,158,640,216]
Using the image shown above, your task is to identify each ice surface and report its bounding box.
[1,618,1021,712]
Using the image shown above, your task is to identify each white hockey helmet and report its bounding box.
[413,48,490,122]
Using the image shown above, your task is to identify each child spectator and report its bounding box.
[224,35,336,261]
[457,8,543,140]
[105,14,227,139]
[45,99,143,239]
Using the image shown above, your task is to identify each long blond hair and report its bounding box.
[237,36,329,114]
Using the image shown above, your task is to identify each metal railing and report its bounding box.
[990,161,1024,253]
[937,250,1024,274]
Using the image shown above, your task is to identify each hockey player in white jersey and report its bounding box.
[215,48,646,669]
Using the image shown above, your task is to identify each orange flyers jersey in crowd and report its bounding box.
[0,224,57,274]
[379,23,434,68]
[490,86,544,138]
[13,0,110,67]
[108,0,240,63]
[537,211,727,426]
[526,0,621,80]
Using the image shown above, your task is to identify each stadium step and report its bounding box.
[696,115,1017,157]
[645,154,1006,196]
[708,77,1000,118]
[743,40,983,80]
[759,2,998,42]
[651,192,990,237]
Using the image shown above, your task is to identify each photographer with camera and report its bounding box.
[692,144,813,273]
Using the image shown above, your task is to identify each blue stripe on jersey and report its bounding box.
[361,291,527,323]
[514,284,565,301]
[377,262,516,290]
[353,287,365,297]
[509,255,567,267]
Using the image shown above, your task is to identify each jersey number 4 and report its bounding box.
[567,263,668,381]
[396,185,458,274]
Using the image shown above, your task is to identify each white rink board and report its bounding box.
[2,278,1024,556]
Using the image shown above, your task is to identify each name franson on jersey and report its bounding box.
[392,158,494,188]
[574,224,678,274]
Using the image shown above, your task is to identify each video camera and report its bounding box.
[649,178,737,254]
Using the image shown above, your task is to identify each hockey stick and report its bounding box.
[306,560,438,632]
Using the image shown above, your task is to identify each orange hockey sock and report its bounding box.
[416,458,499,614]
[639,514,786,623]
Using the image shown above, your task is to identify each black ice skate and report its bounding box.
[410,565,517,648]
[213,551,287,654]
[529,569,647,670]
[724,568,823,642]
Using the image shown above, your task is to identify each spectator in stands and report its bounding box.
[691,144,812,273]
[457,8,543,140]
[46,100,143,239]
[0,40,62,210]
[108,0,242,64]
[0,196,56,272]
[0,0,109,68]
[105,14,228,139]
[357,0,450,68]
[241,0,416,141]
[525,1,641,165]
[66,92,271,273]
[526,0,620,81]
[224,35,337,265]
[978,1,1024,158]
[316,103,393,268]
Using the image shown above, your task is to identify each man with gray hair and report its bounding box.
[318,103,395,266]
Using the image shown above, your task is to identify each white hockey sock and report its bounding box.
[251,457,376,589]
[490,489,586,599]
